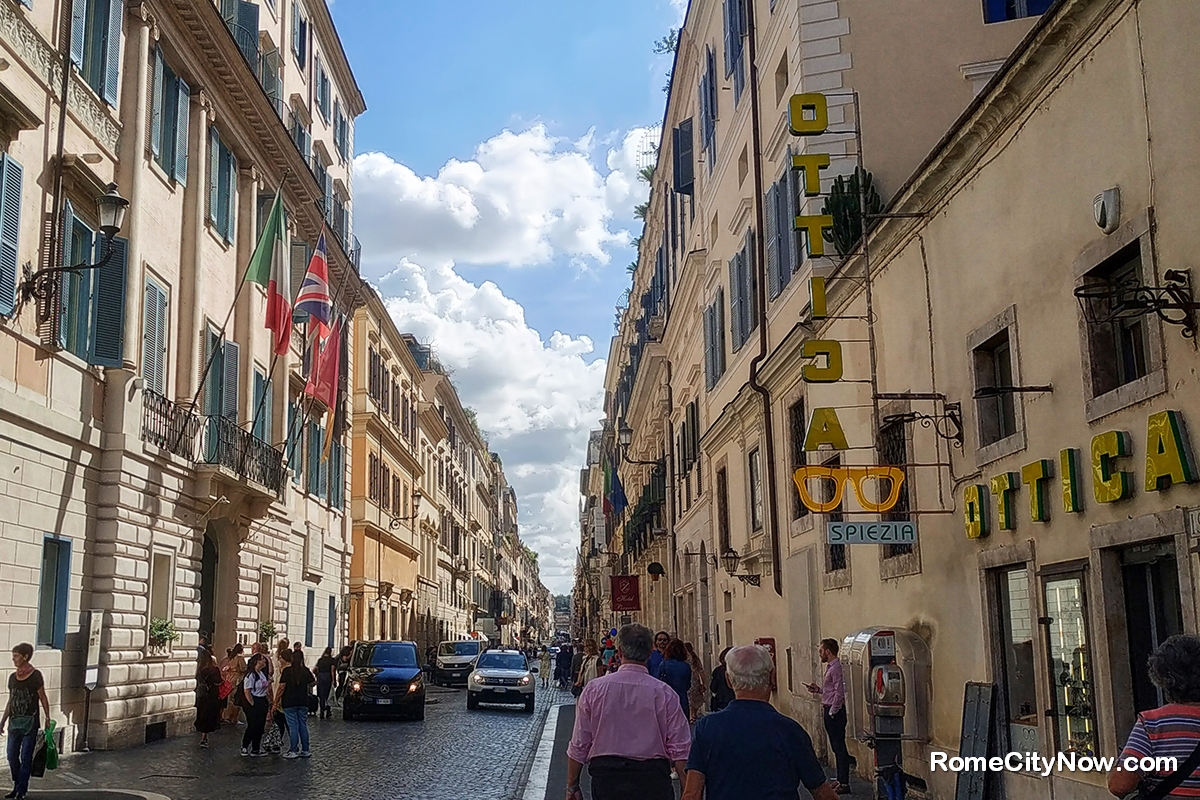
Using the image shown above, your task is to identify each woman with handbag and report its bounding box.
[0,643,50,800]
[240,655,272,756]
[193,647,223,749]
[222,644,247,724]
[1110,635,1200,799]
[572,640,603,698]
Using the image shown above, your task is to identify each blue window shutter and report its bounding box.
[150,46,164,160]
[57,201,75,349]
[723,0,733,77]
[87,236,126,368]
[263,379,273,446]
[307,423,319,494]
[728,255,741,352]
[221,340,239,420]
[765,184,780,300]
[782,166,796,279]
[142,279,166,394]
[221,0,238,25]
[174,77,190,184]
[237,1,260,66]
[715,286,726,376]
[70,0,87,67]
[52,537,71,649]
[208,127,219,226]
[253,371,265,440]
[703,303,714,391]
[305,589,314,647]
[103,0,123,106]
[0,155,23,317]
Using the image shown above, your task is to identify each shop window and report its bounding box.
[993,566,1040,752]
[1119,543,1183,713]
[1042,571,1097,756]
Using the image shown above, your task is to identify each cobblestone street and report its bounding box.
[33,686,565,800]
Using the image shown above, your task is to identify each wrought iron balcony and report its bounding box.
[198,414,285,495]
[140,390,284,495]
[226,21,260,79]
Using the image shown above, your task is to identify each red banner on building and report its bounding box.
[611,575,641,612]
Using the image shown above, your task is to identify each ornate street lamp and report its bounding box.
[22,183,129,301]
[721,548,741,575]
[617,418,660,467]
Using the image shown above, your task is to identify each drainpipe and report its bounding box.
[744,0,784,597]
[664,358,677,635]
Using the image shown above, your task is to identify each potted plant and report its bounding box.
[148,618,179,654]
[258,620,277,643]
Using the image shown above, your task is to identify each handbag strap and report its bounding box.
[1144,737,1200,800]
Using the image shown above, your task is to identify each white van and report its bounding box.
[435,639,484,686]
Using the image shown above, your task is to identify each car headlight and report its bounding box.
[408,679,421,693]
[519,675,531,685]
[472,673,486,684]
[351,681,362,693]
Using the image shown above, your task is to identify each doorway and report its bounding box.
[1120,541,1183,712]
[199,532,218,641]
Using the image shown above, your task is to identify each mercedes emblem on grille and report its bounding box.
[380,685,390,694]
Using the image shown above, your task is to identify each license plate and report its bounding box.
[375,698,392,705]
[492,686,506,693]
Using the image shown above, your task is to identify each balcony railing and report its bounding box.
[226,22,260,78]
[141,390,284,494]
[198,415,285,494]
[142,389,202,460]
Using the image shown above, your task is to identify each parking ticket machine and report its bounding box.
[844,627,932,800]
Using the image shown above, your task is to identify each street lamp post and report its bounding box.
[617,419,661,467]
[22,183,129,302]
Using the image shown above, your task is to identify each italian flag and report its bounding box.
[244,190,291,355]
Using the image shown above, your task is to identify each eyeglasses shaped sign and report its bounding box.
[792,465,907,514]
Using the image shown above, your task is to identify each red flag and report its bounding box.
[305,320,341,409]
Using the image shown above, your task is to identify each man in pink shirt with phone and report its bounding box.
[805,637,851,794]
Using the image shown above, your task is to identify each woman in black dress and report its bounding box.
[194,647,223,747]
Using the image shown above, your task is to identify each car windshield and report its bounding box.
[439,642,480,657]
[477,653,527,671]
[352,642,418,668]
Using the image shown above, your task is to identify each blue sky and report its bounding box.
[330,0,684,593]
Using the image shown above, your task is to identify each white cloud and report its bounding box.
[353,124,654,593]
[379,262,605,593]
[353,125,655,272]
[669,0,688,25]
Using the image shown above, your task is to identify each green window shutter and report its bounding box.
[202,329,220,416]
[765,184,780,300]
[87,236,127,368]
[702,303,714,391]
[150,46,164,161]
[715,286,726,377]
[141,279,167,394]
[780,170,794,284]
[288,401,302,484]
[324,172,333,226]
[223,147,237,242]
[727,255,742,352]
[208,127,219,226]
[57,201,75,350]
[306,423,320,494]
[253,371,266,440]
[220,0,237,25]
[102,0,123,106]
[263,379,273,446]
[0,154,23,317]
[318,426,329,500]
[290,239,309,320]
[70,0,87,67]
[174,76,190,184]
[221,340,239,420]
[291,1,300,58]
[236,1,260,69]
[743,229,757,334]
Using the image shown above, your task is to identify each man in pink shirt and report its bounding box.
[805,637,851,794]
[566,623,691,800]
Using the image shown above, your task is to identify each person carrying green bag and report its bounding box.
[0,643,51,800]
[42,721,57,772]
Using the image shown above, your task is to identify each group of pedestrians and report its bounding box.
[192,637,331,760]
[564,623,853,800]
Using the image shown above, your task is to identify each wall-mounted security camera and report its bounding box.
[1094,187,1121,234]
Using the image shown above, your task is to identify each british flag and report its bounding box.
[294,231,332,328]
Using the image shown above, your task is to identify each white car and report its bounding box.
[467,649,535,712]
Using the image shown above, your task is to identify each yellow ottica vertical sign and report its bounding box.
[1092,431,1133,504]
[809,276,827,320]
[801,340,843,383]
[788,93,829,136]
[792,153,831,197]
[1060,448,1083,513]
[990,472,1019,531]
[964,484,989,539]
[1144,410,1196,492]
[1020,460,1052,523]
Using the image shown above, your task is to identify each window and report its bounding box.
[260,47,283,115]
[330,441,345,510]
[703,288,727,390]
[315,55,331,121]
[305,589,315,647]
[307,422,329,499]
[327,596,337,648]
[823,455,847,572]
[221,0,260,72]
[993,566,1040,751]
[252,368,273,443]
[150,46,191,184]
[38,536,71,649]
[0,154,23,317]
[334,102,349,162]
[142,278,169,396]
[288,401,302,484]
[698,47,717,172]
[788,399,809,519]
[378,605,387,641]
[1042,571,1097,755]
[58,202,129,368]
[1084,243,1151,398]
[207,127,238,243]
[767,165,798,300]
[983,0,1052,24]
[728,229,757,352]
[291,1,309,69]
[723,0,747,102]
[774,52,789,104]
[149,550,173,628]
[748,448,763,531]
[879,421,913,558]
[258,570,275,630]
[70,0,123,105]
[380,463,392,512]
[368,452,381,503]
[290,113,312,163]
[202,328,239,420]
[974,330,1017,447]
[716,467,730,553]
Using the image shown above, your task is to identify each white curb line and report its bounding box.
[523,701,564,800]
